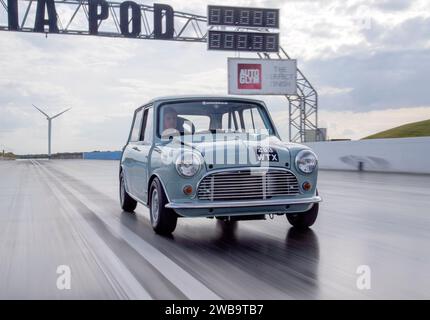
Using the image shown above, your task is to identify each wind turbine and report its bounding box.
[32,105,71,159]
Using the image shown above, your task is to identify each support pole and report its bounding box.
[48,119,52,159]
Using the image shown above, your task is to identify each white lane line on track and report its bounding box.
[31,160,152,300]
[36,160,221,300]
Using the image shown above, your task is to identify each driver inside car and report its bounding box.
[161,107,195,138]
[161,107,180,138]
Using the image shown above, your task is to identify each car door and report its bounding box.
[123,107,144,197]
[132,106,154,201]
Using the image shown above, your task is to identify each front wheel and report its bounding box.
[120,171,137,212]
[286,203,319,229]
[149,178,177,235]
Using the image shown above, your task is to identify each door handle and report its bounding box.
[132,146,141,152]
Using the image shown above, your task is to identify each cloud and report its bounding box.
[272,106,430,141]
[375,0,412,12]
[319,86,354,96]
[362,16,430,49]
[306,48,430,111]
[1,0,430,153]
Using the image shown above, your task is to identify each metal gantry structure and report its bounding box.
[258,48,319,143]
[0,0,318,142]
[0,0,208,41]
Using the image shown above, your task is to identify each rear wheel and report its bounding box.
[120,171,137,212]
[286,203,319,229]
[149,178,177,235]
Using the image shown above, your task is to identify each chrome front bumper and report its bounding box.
[165,195,322,209]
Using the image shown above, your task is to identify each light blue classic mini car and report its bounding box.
[120,96,321,235]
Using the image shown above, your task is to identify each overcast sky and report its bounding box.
[1,0,430,154]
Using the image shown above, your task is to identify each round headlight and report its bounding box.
[295,150,318,174]
[175,151,203,177]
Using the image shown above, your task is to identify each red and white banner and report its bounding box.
[228,58,297,95]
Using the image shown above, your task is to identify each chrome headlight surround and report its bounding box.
[175,151,204,178]
[295,150,318,174]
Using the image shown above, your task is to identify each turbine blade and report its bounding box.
[51,107,71,119]
[32,104,49,118]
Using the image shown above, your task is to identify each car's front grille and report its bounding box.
[197,168,300,201]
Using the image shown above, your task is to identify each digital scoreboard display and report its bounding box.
[208,5,280,29]
[208,31,279,52]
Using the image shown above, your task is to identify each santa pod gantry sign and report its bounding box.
[5,0,176,39]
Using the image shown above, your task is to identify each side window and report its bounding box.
[130,109,143,142]
[242,108,271,133]
[142,108,153,142]
[222,113,230,130]
[242,108,268,133]
[222,112,238,131]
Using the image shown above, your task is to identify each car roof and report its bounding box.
[143,95,266,107]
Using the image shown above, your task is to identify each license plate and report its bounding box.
[255,147,279,162]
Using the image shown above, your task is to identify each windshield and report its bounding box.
[158,101,275,138]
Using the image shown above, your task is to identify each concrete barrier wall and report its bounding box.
[305,137,430,174]
[83,151,122,160]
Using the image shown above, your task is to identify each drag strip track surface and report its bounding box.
[0,160,430,299]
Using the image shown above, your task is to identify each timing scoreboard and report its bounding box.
[207,6,279,28]
[207,5,280,53]
[208,31,279,53]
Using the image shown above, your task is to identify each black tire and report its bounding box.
[286,203,319,229]
[120,171,137,213]
[149,178,177,235]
